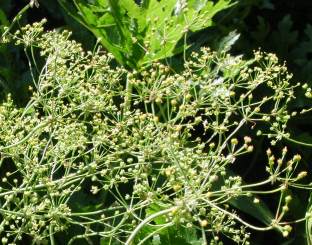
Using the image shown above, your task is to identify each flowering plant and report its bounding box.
[0,21,310,244]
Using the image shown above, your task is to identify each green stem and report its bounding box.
[124,76,132,113]
[1,4,30,38]
[205,199,274,231]
[125,206,177,245]
[284,136,312,148]
[0,120,51,151]
[49,225,56,245]
[137,222,174,245]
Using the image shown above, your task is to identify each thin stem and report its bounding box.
[124,76,132,113]
[1,4,30,38]
[204,199,274,231]
[49,225,55,245]
[201,226,207,245]
[125,206,177,245]
[284,136,312,148]
[137,222,174,245]
[0,120,51,150]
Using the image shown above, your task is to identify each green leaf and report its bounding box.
[230,195,273,225]
[217,30,240,52]
[59,0,236,69]
[135,204,203,244]
[158,225,202,245]
[251,16,270,42]
[0,9,9,26]
[214,170,274,226]
[100,237,122,245]
[145,203,168,225]
[272,15,298,55]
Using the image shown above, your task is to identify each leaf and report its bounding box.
[250,16,270,43]
[145,203,169,225]
[0,9,9,26]
[260,0,275,10]
[100,237,122,245]
[217,30,240,52]
[292,24,312,64]
[189,0,236,32]
[230,195,273,225]
[271,15,298,55]
[158,225,202,245]
[136,204,203,244]
[214,170,274,226]
[59,0,236,69]
[152,235,161,245]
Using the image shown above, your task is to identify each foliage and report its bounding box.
[57,0,235,69]
[0,1,29,103]
[0,0,100,107]
[200,2,312,242]
[0,21,311,244]
[248,13,312,86]
[217,0,312,90]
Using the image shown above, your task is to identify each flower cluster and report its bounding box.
[0,21,309,244]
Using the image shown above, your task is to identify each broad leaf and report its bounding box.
[58,0,236,69]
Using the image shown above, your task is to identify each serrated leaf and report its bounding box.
[251,16,270,42]
[141,204,202,245]
[158,225,202,245]
[272,15,298,55]
[59,0,236,69]
[217,30,240,52]
[145,203,168,225]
